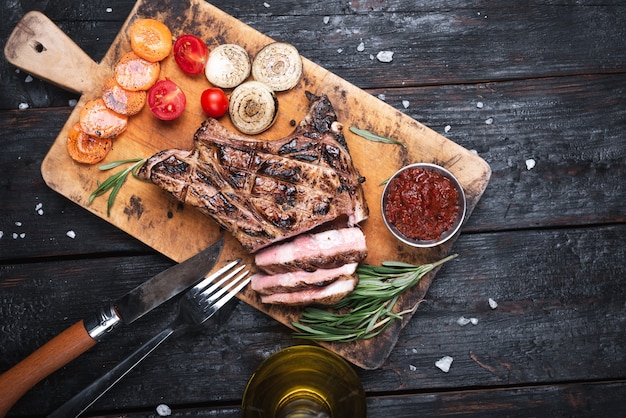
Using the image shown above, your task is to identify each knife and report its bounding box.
[0,238,224,416]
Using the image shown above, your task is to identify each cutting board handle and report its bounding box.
[4,11,107,95]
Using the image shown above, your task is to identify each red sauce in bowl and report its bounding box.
[383,166,460,241]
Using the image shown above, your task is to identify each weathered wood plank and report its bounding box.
[2,1,626,110]
[47,381,626,418]
[376,73,626,231]
[2,72,624,260]
[2,225,624,415]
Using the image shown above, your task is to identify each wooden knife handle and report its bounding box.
[3,11,106,95]
[0,320,97,416]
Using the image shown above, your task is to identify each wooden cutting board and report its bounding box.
[5,0,490,369]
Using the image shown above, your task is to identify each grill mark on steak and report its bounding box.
[139,92,369,252]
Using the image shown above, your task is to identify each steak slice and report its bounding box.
[255,227,367,274]
[139,92,368,253]
[259,273,358,306]
[250,263,358,295]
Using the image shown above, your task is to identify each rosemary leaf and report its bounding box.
[292,254,457,343]
[349,126,406,148]
[89,158,147,216]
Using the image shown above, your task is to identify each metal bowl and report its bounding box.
[381,163,466,248]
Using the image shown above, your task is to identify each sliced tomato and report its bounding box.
[200,88,229,118]
[147,79,186,120]
[115,51,160,91]
[101,77,146,116]
[129,18,172,62]
[79,98,128,139]
[67,122,112,164]
[174,34,209,75]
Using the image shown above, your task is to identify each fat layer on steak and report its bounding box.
[255,227,367,274]
[251,262,358,296]
[139,92,368,253]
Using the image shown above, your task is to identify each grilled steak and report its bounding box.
[139,91,368,253]
[250,263,358,296]
[255,227,367,274]
[259,273,358,306]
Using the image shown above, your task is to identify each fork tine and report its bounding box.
[197,270,251,322]
[198,263,246,300]
[188,259,240,296]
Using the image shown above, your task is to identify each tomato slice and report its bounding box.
[129,19,173,62]
[174,34,209,75]
[200,88,229,118]
[147,79,186,120]
[67,122,112,164]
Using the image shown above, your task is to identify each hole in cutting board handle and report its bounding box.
[31,41,46,53]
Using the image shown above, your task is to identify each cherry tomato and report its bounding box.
[174,35,209,75]
[147,79,186,120]
[200,88,229,118]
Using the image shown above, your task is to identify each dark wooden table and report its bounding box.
[1,1,625,416]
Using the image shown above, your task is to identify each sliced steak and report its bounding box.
[255,227,367,274]
[259,273,358,306]
[139,92,368,253]
[251,263,358,295]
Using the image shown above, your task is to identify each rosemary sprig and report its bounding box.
[292,254,457,343]
[89,158,146,216]
[349,126,406,148]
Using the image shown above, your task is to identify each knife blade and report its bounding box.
[0,237,224,416]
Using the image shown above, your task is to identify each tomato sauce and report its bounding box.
[384,167,460,241]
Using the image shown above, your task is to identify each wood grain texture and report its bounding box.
[4,0,490,369]
[0,0,624,416]
[1,226,624,414]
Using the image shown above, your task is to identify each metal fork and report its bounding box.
[48,260,251,418]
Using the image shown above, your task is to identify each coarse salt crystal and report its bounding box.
[435,356,453,373]
[0,231,3,239]
[337,48,343,54]
[444,125,451,133]
[13,233,18,239]
[376,50,394,63]
[402,100,410,109]
[156,404,172,416]
[106,7,112,13]
[25,75,33,83]
[525,158,536,170]
[15,221,22,227]
[323,16,330,24]
[485,117,493,125]
[35,203,43,211]
[66,230,76,239]
[357,42,365,52]
[457,316,478,326]
[263,2,270,8]
[409,364,417,371]
[69,99,78,107]
[457,316,471,326]
[377,93,386,101]
[19,103,29,110]
[476,101,484,108]
[489,298,498,309]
